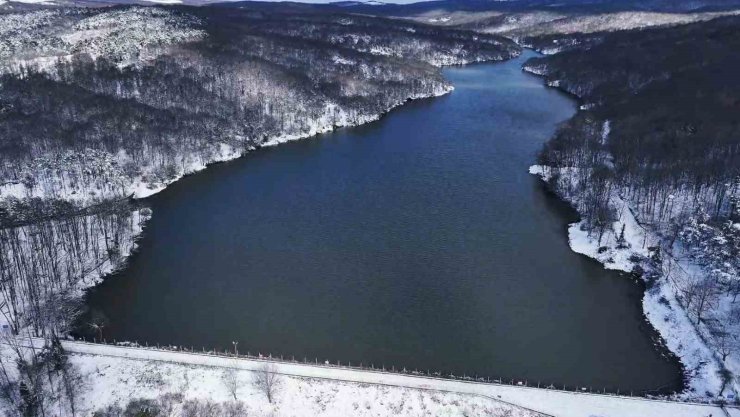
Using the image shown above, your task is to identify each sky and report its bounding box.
[254,0,429,3]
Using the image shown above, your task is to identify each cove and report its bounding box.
[82,50,683,394]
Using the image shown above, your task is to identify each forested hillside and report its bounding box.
[0,3,518,330]
[0,6,518,205]
[0,6,520,415]
[526,15,739,240]
[338,0,740,52]
[525,16,740,395]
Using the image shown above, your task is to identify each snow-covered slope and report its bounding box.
[0,7,204,72]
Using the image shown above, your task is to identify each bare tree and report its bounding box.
[88,310,109,342]
[221,368,239,401]
[682,277,720,325]
[693,278,720,325]
[712,324,739,362]
[253,363,280,404]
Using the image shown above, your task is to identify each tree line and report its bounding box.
[527,15,740,385]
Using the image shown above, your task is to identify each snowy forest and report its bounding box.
[525,15,740,394]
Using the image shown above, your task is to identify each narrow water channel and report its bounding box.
[82,50,683,393]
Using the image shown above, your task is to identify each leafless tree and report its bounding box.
[0,347,21,415]
[253,363,280,404]
[692,278,720,325]
[221,368,239,400]
[88,310,109,342]
[681,276,720,325]
[57,350,85,417]
[712,323,739,362]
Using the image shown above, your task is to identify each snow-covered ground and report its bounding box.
[46,340,740,417]
[0,206,148,332]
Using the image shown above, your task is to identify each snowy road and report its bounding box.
[60,340,732,417]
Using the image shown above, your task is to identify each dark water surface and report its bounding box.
[83,51,683,393]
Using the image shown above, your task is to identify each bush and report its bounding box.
[93,404,123,417]
[123,398,160,417]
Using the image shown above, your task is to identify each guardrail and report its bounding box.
[63,336,738,410]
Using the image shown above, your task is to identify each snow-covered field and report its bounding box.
[45,340,739,417]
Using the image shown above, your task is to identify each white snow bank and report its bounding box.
[530,164,729,399]
[57,340,735,417]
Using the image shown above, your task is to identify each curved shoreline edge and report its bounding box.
[526,114,728,403]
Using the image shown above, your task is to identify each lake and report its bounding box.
[82,50,683,394]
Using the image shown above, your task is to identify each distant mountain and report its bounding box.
[314,0,740,14]
[5,0,740,12]
[332,0,391,7]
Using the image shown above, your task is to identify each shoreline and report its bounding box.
[127,85,456,201]
[527,162,727,401]
[2,53,519,333]
[45,56,513,332]
[63,86,459,325]
[519,45,726,401]
[519,40,738,403]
